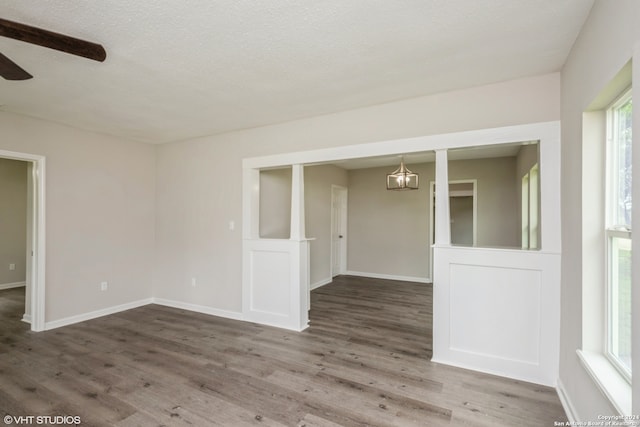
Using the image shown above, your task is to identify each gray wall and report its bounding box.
[449,157,519,248]
[1,112,156,322]
[347,163,434,279]
[346,156,520,280]
[304,165,349,286]
[259,167,292,239]
[0,158,27,285]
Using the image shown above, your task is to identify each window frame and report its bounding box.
[604,88,632,383]
[521,163,539,250]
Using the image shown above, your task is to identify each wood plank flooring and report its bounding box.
[0,277,566,426]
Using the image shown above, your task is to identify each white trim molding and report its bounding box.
[311,277,333,290]
[345,271,430,284]
[0,149,46,332]
[557,378,579,424]
[577,350,631,416]
[45,298,153,330]
[42,298,246,331]
[152,298,244,321]
[0,281,26,290]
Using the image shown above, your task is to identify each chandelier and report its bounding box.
[386,157,418,190]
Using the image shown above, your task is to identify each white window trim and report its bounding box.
[577,350,631,416]
[521,163,539,250]
[581,72,632,417]
[604,88,633,383]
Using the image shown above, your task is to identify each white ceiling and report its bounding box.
[0,1,593,144]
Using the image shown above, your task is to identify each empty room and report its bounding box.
[1,1,640,426]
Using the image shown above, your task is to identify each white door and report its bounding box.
[331,186,347,277]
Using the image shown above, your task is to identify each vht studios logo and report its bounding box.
[3,415,82,425]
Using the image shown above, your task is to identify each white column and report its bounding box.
[434,149,451,246]
[290,164,306,241]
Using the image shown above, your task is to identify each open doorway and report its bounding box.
[0,158,28,324]
[429,180,478,247]
[330,185,347,278]
[0,149,46,332]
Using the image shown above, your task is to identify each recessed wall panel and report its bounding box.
[250,250,291,315]
[449,263,541,365]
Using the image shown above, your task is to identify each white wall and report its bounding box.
[0,158,28,286]
[155,73,559,314]
[560,0,640,420]
[0,111,156,323]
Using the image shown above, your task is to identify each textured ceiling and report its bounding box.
[0,1,593,144]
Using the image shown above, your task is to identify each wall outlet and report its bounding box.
[191,277,197,287]
[9,263,15,271]
[100,281,108,291]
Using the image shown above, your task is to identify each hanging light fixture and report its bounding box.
[386,157,419,190]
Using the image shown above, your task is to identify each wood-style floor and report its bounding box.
[0,277,566,426]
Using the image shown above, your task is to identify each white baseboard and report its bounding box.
[556,378,578,423]
[40,296,244,331]
[345,271,431,284]
[310,278,332,290]
[0,281,26,290]
[152,297,244,322]
[21,313,31,324]
[44,298,154,330]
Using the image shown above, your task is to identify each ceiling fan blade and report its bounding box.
[0,52,32,80]
[0,18,106,62]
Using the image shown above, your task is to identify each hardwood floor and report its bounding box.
[0,277,566,426]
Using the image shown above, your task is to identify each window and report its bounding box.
[605,89,632,380]
[521,163,539,250]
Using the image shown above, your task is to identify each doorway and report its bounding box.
[0,149,46,332]
[0,158,28,323]
[429,180,477,246]
[330,185,347,278]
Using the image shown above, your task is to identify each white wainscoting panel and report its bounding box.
[433,246,560,386]
[243,238,309,331]
[449,264,541,364]
[250,250,291,315]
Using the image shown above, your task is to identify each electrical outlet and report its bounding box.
[191,277,197,287]
[9,263,15,271]
[101,281,108,291]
